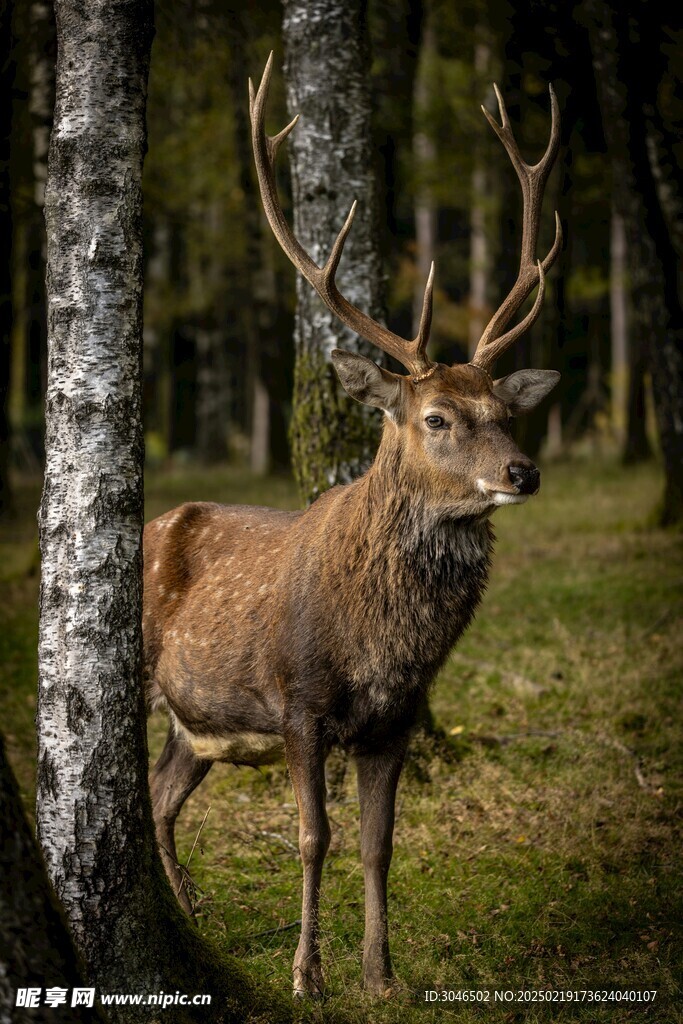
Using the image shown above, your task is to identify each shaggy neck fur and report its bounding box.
[311,433,494,705]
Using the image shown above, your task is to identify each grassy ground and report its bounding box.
[1,458,681,1022]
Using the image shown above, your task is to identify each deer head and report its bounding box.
[250,55,562,517]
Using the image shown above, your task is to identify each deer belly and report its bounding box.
[173,716,285,766]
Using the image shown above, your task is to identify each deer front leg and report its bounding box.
[149,726,212,916]
[355,738,408,995]
[285,722,330,999]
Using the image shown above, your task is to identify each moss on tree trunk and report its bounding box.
[282,0,386,505]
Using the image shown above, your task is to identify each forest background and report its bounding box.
[3,0,681,501]
[1,1,682,1022]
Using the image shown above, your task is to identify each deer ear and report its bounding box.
[493,369,560,416]
[331,350,403,418]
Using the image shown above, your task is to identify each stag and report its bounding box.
[145,55,562,998]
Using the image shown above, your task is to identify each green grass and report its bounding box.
[1,458,682,1022]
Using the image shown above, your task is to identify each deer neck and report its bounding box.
[316,433,494,622]
[360,433,494,565]
[306,439,494,698]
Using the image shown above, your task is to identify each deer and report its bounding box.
[144,54,563,999]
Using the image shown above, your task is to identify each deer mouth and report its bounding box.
[477,479,531,506]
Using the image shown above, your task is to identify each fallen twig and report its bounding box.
[259,829,300,856]
[177,805,211,899]
[596,735,650,792]
[247,919,302,941]
[470,729,563,747]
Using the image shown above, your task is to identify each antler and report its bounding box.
[471,84,563,373]
[249,53,436,380]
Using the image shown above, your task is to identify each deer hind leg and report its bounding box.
[285,724,330,999]
[149,723,212,916]
[355,737,409,995]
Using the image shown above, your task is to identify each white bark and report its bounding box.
[250,375,270,475]
[412,21,437,338]
[37,0,154,979]
[468,41,491,359]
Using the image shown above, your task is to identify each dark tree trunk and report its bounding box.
[623,339,652,464]
[617,186,651,466]
[583,0,683,523]
[0,735,105,1023]
[23,0,55,454]
[282,0,386,504]
[0,0,15,518]
[609,207,630,449]
[36,4,288,1019]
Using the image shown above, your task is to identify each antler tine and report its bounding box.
[471,84,562,374]
[414,262,435,377]
[250,54,435,379]
[475,261,546,370]
[322,201,357,285]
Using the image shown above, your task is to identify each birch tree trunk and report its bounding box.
[36,4,284,1018]
[412,20,437,339]
[282,0,386,504]
[37,4,154,966]
[468,40,491,360]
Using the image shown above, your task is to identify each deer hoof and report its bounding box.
[292,966,325,1000]
[362,973,399,998]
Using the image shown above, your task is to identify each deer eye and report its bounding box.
[425,414,445,429]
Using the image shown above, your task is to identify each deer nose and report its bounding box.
[508,463,540,495]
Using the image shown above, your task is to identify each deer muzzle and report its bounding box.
[477,460,540,506]
[508,463,540,495]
